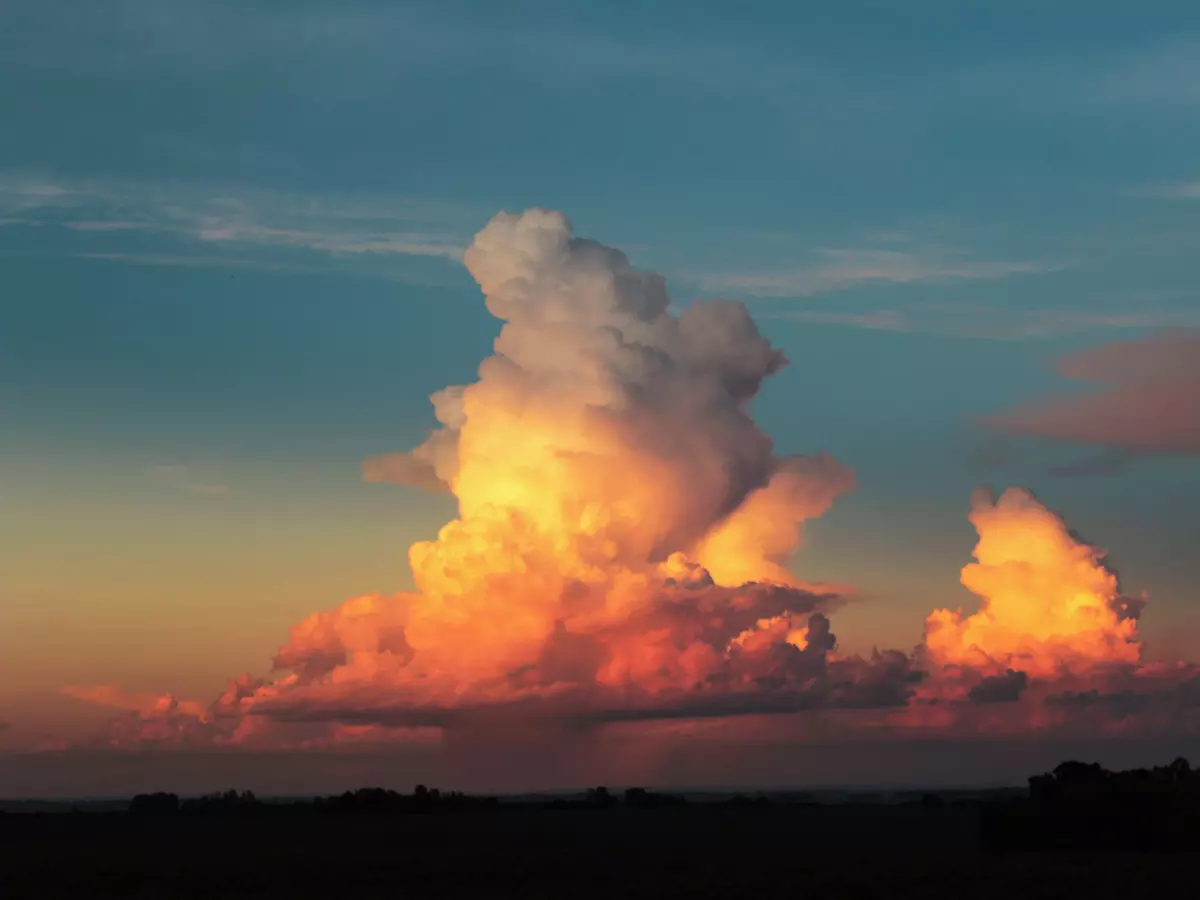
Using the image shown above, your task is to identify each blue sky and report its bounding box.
[2,0,1200,740]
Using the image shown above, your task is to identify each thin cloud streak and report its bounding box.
[695,248,1066,298]
[196,223,464,260]
[77,252,307,274]
[762,305,1200,340]
[2,172,473,265]
[63,220,156,232]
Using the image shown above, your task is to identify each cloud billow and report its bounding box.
[60,212,1200,754]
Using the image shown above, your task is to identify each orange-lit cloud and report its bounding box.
[62,684,206,718]
[985,329,1200,457]
[66,209,915,743]
[289,209,878,723]
[58,212,1200,756]
[924,487,1143,682]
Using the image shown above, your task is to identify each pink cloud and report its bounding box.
[985,330,1200,455]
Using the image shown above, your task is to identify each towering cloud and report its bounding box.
[154,207,893,735]
[925,487,1142,680]
[59,211,1194,758]
[985,330,1200,458]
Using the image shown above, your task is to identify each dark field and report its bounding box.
[3,806,1197,899]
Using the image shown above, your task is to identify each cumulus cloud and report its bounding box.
[61,211,1199,757]
[258,209,879,724]
[924,487,1143,681]
[61,678,267,749]
[68,208,884,744]
[985,330,1200,457]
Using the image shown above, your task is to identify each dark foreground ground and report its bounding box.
[3,806,1198,899]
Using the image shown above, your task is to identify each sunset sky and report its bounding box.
[2,1,1200,797]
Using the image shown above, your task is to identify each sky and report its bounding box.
[2,0,1200,797]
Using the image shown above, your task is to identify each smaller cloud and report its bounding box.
[967,669,1029,704]
[984,330,1200,457]
[147,464,231,496]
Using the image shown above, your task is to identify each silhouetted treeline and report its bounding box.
[122,785,707,817]
[127,785,500,816]
[316,785,499,815]
[40,758,1200,854]
[35,784,1009,819]
[983,758,1200,850]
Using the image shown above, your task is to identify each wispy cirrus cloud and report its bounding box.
[0,172,472,267]
[694,247,1066,298]
[0,176,75,214]
[763,303,1200,340]
[769,309,915,333]
[196,222,464,260]
[63,220,156,232]
[77,252,308,273]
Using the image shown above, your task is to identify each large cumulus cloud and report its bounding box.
[58,212,1199,759]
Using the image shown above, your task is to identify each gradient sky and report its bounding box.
[2,0,1200,793]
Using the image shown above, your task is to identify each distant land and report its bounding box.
[0,786,1025,814]
[5,763,1200,898]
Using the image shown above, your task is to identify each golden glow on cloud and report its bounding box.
[925,487,1142,679]
[55,209,1193,753]
[271,209,855,706]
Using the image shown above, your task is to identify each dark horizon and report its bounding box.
[1,783,1029,806]
[7,732,1199,801]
